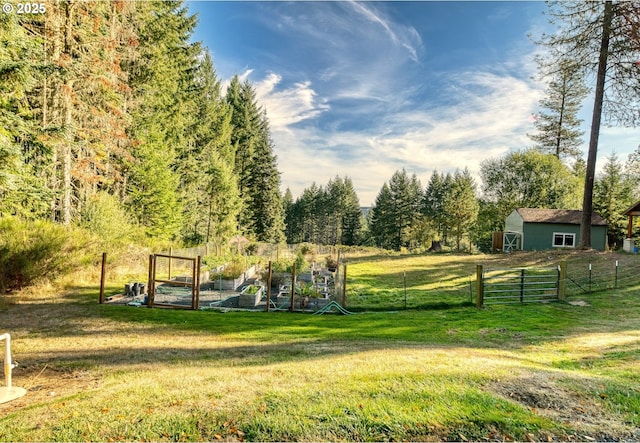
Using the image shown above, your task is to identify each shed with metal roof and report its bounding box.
[503,208,608,252]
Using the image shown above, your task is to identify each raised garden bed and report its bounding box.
[239,284,263,308]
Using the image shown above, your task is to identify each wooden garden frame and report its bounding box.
[148,254,201,310]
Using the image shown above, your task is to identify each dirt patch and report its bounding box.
[490,371,638,441]
[0,365,102,414]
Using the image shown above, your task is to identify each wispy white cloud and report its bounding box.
[347,1,422,62]
[254,61,544,205]
[253,73,330,132]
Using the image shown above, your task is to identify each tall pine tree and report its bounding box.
[529,60,588,163]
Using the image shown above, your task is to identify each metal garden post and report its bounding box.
[615,260,619,289]
[558,261,567,301]
[289,263,296,312]
[519,268,525,303]
[266,261,272,312]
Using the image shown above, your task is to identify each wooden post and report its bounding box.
[558,261,567,301]
[168,247,173,280]
[335,250,341,297]
[266,261,273,312]
[191,254,196,310]
[148,255,155,308]
[475,264,484,308]
[99,252,107,304]
[341,264,347,307]
[195,255,201,310]
[403,271,407,310]
[289,263,296,312]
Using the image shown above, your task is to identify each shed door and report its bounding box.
[503,232,521,252]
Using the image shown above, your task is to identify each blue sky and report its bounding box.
[187,1,640,206]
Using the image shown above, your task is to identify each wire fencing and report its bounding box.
[565,259,639,295]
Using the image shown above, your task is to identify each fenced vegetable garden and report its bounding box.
[100,243,640,312]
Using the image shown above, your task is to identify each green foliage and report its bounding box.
[442,169,479,251]
[480,149,581,229]
[79,192,144,244]
[285,176,362,246]
[529,59,587,162]
[593,152,636,248]
[294,250,306,273]
[370,169,423,251]
[221,261,246,280]
[0,217,95,292]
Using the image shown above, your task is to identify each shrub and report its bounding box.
[325,255,338,270]
[221,261,245,279]
[79,192,143,244]
[0,217,95,292]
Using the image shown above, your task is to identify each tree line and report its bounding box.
[1,0,284,245]
[2,1,639,252]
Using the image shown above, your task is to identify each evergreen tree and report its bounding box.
[369,169,422,251]
[244,113,285,242]
[625,145,640,195]
[422,171,452,243]
[178,51,239,244]
[442,169,478,252]
[539,1,640,247]
[369,183,395,250]
[124,0,199,239]
[593,152,635,248]
[283,188,296,243]
[340,177,363,246]
[529,60,588,162]
[0,11,46,218]
[227,77,260,211]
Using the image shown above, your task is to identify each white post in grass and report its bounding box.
[0,333,27,404]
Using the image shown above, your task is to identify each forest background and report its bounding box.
[2,0,640,270]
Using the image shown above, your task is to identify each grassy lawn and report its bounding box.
[1,251,639,441]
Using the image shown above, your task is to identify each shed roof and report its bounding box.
[515,208,607,226]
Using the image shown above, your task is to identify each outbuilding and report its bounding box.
[503,208,608,252]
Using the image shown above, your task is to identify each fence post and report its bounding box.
[558,260,567,301]
[168,247,173,280]
[475,264,484,308]
[589,263,592,293]
[195,255,201,310]
[615,260,619,289]
[341,264,347,308]
[99,252,107,304]
[266,261,272,312]
[403,271,407,310]
[289,263,296,312]
[148,254,155,308]
[519,268,525,303]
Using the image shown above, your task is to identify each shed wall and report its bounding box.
[522,223,607,251]
[505,211,524,233]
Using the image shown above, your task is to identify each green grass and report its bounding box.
[1,250,639,441]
